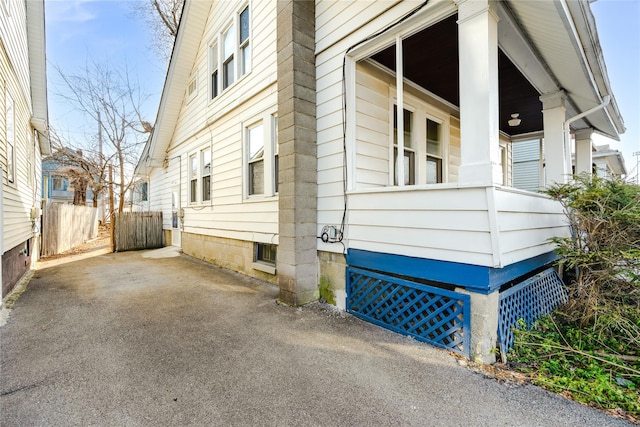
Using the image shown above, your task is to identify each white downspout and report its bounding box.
[563,95,611,176]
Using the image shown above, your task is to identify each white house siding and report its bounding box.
[1,3,38,253]
[348,186,495,267]
[316,0,422,255]
[494,187,568,266]
[1,0,45,297]
[156,1,279,247]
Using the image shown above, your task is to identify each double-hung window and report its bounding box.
[389,96,448,187]
[189,154,198,203]
[426,118,443,184]
[210,43,219,99]
[247,122,264,196]
[202,149,211,202]
[272,115,279,194]
[222,24,235,90]
[245,112,278,198]
[393,106,415,185]
[210,5,251,98]
[239,6,250,75]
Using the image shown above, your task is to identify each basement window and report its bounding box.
[253,242,276,274]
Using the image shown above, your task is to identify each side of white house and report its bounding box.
[143,0,280,282]
[0,0,49,298]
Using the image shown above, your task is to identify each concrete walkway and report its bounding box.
[0,247,633,426]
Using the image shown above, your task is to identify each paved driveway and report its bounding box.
[0,247,633,426]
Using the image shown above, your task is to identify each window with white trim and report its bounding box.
[239,6,250,76]
[210,43,219,99]
[389,96,448,186]
[272,115,279,194]
[209,5,251,99]
[6,93,14,183]
[247,122,264,196]
[393,106,415,185]
[245,111,278,198]
[202,148,211,202]
[222,24,235,90]
[189,154,197,203]
[426,118,443,184]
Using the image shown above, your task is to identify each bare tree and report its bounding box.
[53,60,152,214]
[47,129,112,209]
[131,0,184,61]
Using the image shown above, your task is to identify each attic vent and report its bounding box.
[187,79,197,98]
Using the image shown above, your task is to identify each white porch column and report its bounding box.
[575,128,594,177]
[540,91,569,187]
[456,0,502,186]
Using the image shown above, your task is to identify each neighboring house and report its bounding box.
[136,0,624,362]
[513,140,627,192]
[41,155,97,206]
[1,0,50,298]
[591,144,627,180]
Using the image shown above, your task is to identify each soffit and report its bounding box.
[506,0,623,139]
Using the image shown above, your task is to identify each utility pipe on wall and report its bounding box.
[563,95,611,178]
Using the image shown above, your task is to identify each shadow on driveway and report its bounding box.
[0,248,633,426]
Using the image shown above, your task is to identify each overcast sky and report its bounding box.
[45,0,640,179]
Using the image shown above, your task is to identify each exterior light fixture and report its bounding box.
[508,113,521,127]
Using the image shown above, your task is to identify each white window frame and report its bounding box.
[389,93,449,187]
[243,110,278,199]
[246,120,265,197]
[201,148,211,202]
[209,4,251,101]
[239,5,251,76]
[189,153,198,204]
[272,114,278,194]
[209,42,219,99]
[342,1,457,191]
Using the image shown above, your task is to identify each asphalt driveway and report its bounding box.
[0,246,633,426]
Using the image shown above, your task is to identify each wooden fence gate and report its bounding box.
[114,211,163,252]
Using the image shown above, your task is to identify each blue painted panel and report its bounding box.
[347,266,471,357]
[347,249,558,294]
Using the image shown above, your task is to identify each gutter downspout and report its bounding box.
[563,95,611,177]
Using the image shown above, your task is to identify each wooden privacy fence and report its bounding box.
[42,203,99,256]
[114,211,163,252]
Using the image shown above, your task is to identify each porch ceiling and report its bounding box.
[371,15,543,136]
[370,5,624,141]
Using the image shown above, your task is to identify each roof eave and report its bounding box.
[144,0,212,169]
[26,0,50,155]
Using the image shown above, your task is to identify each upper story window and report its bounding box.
[52,176,68,191]
[210,43,219,99]
[239,6,250,75]
[222,24,235,89]
[210,5,251,100]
